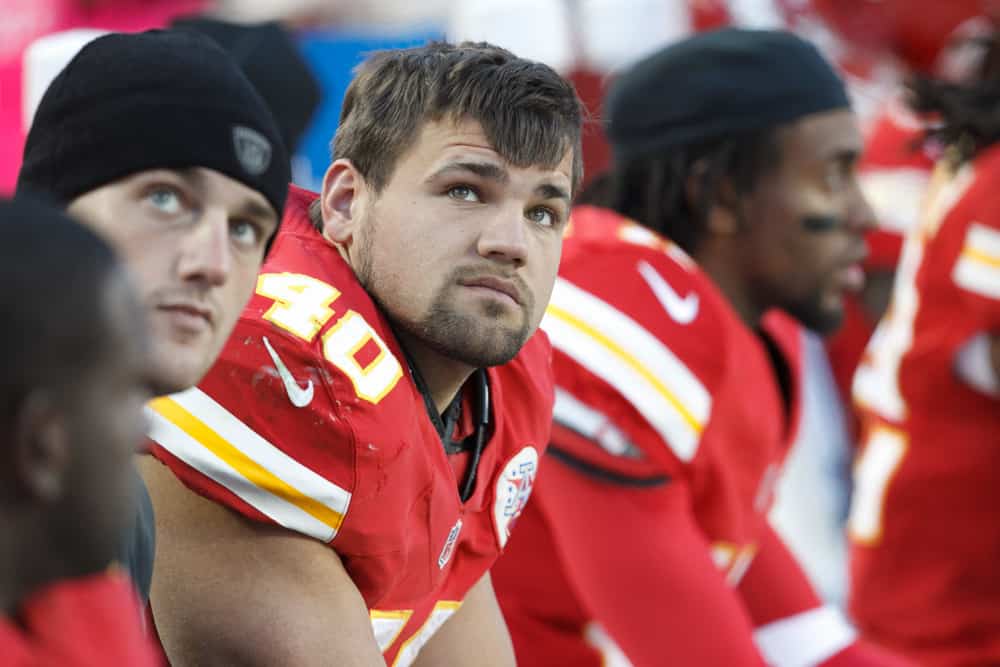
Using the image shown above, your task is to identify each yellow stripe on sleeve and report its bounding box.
[148,388,352,542]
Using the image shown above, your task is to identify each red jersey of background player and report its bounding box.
[491,206,903,666]
[826,100,936,436]
[146,185,553,666]
[850,145,1000,666]
[0,572,159,666]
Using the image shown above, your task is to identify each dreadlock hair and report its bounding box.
[910,30,1000,165]
[578,128,781,254]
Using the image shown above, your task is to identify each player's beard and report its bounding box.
[402,270,535,367]
[783,287,844,335]
[353,215,534,368]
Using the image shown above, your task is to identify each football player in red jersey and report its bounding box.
[810,0,991,437]
[849,28,1000,666]
[491,29,910,666]
[0,197,158,666]
[140,42,584,666]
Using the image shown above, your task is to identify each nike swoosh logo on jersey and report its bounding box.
[637,259,699,324]
[263,336,314,408]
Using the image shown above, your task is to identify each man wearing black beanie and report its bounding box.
[490,28,912,666]
[17,29,290,606]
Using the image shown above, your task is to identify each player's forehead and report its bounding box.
[406,118,574,192]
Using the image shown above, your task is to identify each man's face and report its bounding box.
[340,119,573,367]
[741,109,874,334]
[68,168,278,395]
[55,268,153,574]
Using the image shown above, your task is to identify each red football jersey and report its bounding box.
[491,207,883,666]
[0,572,159,667]
[147,185,554,666]
[850,146,1000,665]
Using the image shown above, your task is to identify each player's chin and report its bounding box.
[447,323,527,368]
[809,295,845,335]
[785,290,844,335]
[455,295,522,330]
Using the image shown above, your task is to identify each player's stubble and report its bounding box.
[353,209,535,369]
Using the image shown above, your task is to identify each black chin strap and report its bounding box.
[401,344,491,502]
[458,369,490,502]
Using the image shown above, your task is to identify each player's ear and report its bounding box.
[704,199,740,236]
[686,160,740,237]
[321,159,368,245]
[9,389,71,504]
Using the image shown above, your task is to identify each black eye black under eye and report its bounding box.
[801,214,843,232]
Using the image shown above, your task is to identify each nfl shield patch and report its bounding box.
[493,446,539,548]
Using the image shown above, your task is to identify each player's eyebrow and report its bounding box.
[536,183,571,207]
[176,168,276,226]
[428,161,571,203]
[425,161,509,185]
[233,199,277,225]
[177,166,207,187]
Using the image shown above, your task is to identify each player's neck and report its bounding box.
[397,333,475,415]
[0,522,63,617]
[695,248,764,329]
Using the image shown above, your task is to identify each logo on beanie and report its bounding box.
[232,125,272,176]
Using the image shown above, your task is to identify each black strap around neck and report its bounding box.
[399,343,491,502]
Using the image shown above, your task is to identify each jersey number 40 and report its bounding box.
[256,272,403,404]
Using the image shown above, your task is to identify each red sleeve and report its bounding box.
[911,155,1000,331]
[945,202,1000,328]
[527,459,767,666]
[544,244,729,481]
[740,523,915,666]
[147,316,357,546]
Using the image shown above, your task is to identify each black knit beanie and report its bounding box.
[17,29,290,218]
[607,28,852,163]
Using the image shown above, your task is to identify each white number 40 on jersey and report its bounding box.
[256,272,403,404]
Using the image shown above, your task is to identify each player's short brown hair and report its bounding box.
[310,41,584,226]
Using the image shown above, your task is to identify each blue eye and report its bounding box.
[147,187,183,214]
[230,220,262,248]
[528,207,557,227]
[447,185,480,202]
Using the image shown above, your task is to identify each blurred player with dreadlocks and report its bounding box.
[812,0,992,438]
[850,20,1000,667]
[491,28,910,666]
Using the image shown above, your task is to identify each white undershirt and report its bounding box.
[955,333,999,397]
